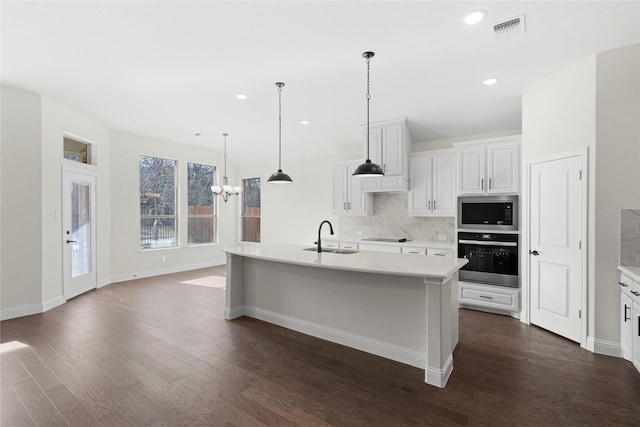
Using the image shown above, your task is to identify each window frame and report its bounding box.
[187,162,217,246]
[139,155,178,250]
[241,177,261,243]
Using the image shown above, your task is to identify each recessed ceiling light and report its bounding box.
[300,120,310,125]
[194,133,202,136]
[235,94,248,100]
[463,10,486,25]
[483,78,498,86]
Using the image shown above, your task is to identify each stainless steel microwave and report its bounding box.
[457,195,518,231]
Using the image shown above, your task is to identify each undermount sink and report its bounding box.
[303,247,359,254]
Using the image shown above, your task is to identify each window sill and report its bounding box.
[138,247,179,254]
[187,243,219,249]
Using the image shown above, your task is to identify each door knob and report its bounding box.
[66,240,77,244]
[530,250,540,256]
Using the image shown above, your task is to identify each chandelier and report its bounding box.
[211,133,241,203]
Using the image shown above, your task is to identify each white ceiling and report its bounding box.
[2,1,639,165]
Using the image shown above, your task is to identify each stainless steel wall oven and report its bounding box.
[458,232,519,288]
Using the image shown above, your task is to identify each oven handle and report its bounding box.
[458,240,518,247]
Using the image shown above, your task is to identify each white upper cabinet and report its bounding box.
[331,160,373,216]
[454,136,520,195]
[408,149,455,217]
[358,118,412,192]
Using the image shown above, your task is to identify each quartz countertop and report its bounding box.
[323,236,454,250]
[225,244,467,281]
[619,265,640,283]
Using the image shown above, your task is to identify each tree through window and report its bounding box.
[139,156,177,249]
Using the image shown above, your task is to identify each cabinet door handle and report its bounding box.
[624,304,631,322]
[481,178,484,190]
[619,282,628,287]
[428,200,431,210]
[479,295,493,300]
[489,178,492,190]
[631,291,640,297]
[66,240,77,244]
[348,202,351,210]
[433,200,436,210]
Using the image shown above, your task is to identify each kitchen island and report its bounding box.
[224,244,468,387]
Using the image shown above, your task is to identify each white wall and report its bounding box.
[522,44,640,345]
[0,86,111,315]
[1,86,43,310]
[594,44,640,340]
[109,131,236,280]
[237,152,359,246]
[40,96,111,299]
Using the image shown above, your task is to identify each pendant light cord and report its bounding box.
[278,83,283,171]
[366,54,372,160]
[223,133,227,180]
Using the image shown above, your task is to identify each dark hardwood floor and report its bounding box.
[2,266,639,426]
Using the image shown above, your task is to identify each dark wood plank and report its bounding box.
[0,370,36,427]
[2,266,639,427]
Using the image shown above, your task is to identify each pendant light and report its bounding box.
[353,51,384,177]
[267,82,293,184]
[211,133,241,203]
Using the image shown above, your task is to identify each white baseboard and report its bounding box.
[242,305,426,369]
[109,259,226,284]
[587,336,621,357]
[2,261,226,321]
[42,295,65,312]
[1,302,42,321]
[225,306,244,320]
[1,294,64,321]
[426,353,453,388]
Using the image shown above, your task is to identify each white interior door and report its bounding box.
[63,169,97,300]
[529,153,584,343]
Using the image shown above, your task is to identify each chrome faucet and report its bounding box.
[317,220,334,252]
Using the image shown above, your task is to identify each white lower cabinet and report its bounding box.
[621,290,633,361]
[339,241,358,250]
[620,272,640,373]
[633,300,640,371]
[459,282,519,313]
[427,248,453,257]
[402,246,427,255]
[358,243,402,254]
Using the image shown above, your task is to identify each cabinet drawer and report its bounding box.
[459,282,519,312]
[427,248,453,258]
[402,247,426,255]
[323,241,339,249]
[620,274,640,301]
[339,242,359,250]
[358,243,402,254]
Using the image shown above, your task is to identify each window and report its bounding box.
[187,162,216,244]
[242,178,261,242]
[63,136,91,164]
[139,156,177,249]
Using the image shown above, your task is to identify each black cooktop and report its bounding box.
[361,238,410,243]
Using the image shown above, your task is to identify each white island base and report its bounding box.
[224,245,467,388]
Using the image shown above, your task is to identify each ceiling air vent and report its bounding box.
[493,14,525,40]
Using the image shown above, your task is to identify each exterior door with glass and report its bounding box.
[63,169,97,300]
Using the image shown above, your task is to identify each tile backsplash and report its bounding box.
[621,209,640,267]
[338,193,455,243]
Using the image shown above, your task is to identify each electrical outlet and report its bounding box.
[161,255,167,262]
[438,235,447,241]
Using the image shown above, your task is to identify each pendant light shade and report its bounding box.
[268,82,293,184]
[353,51,384,177]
